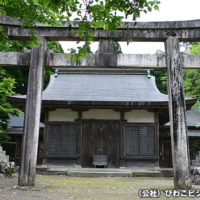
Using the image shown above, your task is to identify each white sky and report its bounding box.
[60,0,200,54]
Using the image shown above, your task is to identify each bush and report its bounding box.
[0,161,16,177]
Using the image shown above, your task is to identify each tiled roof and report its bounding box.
[8,113,44,128]
[42,73,168,102]
[12,72,169,104]
[165,108,200,128]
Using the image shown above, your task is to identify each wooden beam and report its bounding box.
[18,37,47,186]
[1,16,200,41]
[1,52,200,69]
[165,37,192,189]
[0,52,30,66]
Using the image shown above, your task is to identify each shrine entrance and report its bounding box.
[81,120,120,168]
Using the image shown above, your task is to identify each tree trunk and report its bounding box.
[18,37,46,186]
[165,37,192,189]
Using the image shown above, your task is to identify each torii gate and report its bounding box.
[1,16,200,189]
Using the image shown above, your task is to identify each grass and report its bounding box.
[3,175,200,200]
[34,175,176,199]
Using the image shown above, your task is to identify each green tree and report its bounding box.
[0,69,20,143]
[151,69,167,94]
[183,43,200,108]
[1,41,64,94]
[114,42,122,54]
[152,43,200,108]
[0,41,63,142]
[0,0,160,59]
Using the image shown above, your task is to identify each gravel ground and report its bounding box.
[0,175,200,200]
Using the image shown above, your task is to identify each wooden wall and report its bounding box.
[44,108,159,167]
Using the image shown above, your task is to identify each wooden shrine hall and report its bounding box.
[8,67,195,168]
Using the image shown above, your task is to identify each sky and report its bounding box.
[60,0,200,54]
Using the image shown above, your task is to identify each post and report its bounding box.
[165,37,192,189]
[18,37,47,186]
[99,39,114,53]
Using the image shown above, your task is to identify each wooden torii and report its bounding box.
[1,16,200,189]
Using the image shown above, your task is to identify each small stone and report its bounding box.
[193,175,200,185]
[0,173,4,179]
[9,162,15,168]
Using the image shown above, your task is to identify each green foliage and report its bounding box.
[0,41,64,94]
[189,42,200,55]
[0,41,63,142]
[152,43,200,109]
[183,42,200,108]
[47,41,64,53]
[0,161,16,177]
[114,42,122,54]
[151,69,167,94]
[183,69,200,99]
[0,69,20,143]
[0,0,160,60]
[2,66,29,95]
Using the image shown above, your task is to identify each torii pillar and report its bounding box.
[18,37,46,186]
[165,37,192,189]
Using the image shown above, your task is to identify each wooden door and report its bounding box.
[81,120,120,167]
[159,139,172,167]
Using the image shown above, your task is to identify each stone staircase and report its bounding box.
[36,166,174,177]
[0,146,10,163]
[191,151,200,167]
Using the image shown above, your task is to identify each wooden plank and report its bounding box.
[0,52,30,66]
[165,37,192,189]
[1,52,200,69]
[81,120,120,167]
[154,113,160,167]
[18,37,46,186]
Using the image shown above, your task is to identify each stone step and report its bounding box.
[36,167,174,177]
[67,170,132,177]
[132,171,161,177]
[196,156,200,161]
[0,151,6,156]
[191,160,200,166]
[0,155,9,163]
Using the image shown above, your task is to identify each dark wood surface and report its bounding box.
[81,120,120,168]
[44,122,81,158]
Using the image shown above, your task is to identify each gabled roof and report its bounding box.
[43,73,168,102]
[186,108,200,127]
[10,71,169,105]
[8,113,44,128]
[7,113,44,135]
[164,108,200,128]
[8,69,195,107]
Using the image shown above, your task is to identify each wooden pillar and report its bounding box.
[165,37,192,189]
[42,110,49,165]
[18,37,47,186]
[154,112,160,168]
[99,39,114,53]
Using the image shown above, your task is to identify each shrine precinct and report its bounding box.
[1,16,200,189]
